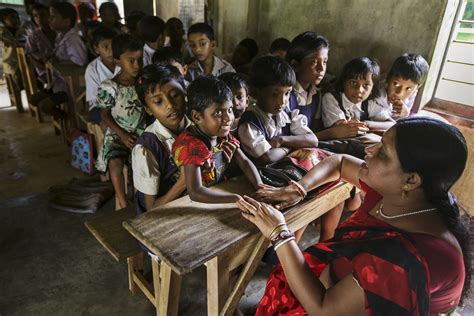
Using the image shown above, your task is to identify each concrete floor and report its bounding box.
[0,84,320,315]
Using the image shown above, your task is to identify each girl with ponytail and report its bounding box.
[239,117,470,315]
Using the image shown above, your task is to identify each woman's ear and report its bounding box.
[404,172,423,191]
[191,109,201,124]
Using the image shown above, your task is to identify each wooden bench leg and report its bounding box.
[206,256,230,316]
[158,262,182,316]
[151,256,161,307]
[127,252,144,294]
[220,235,269,316]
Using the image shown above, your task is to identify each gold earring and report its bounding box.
[401,184,409,199]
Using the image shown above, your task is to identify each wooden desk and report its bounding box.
[123,178,352,316]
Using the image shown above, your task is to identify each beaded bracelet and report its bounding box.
[274,236,296,251]
[289,180,307,199]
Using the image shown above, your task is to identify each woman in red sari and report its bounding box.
[238,117,471,315]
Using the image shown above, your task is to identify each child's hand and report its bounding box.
[221,141,239,162]
[119,132,137,149]
[269,136,282,148]
[392,100,409,118]
[333,120,369,138]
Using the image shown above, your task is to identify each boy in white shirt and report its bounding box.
[136,16,166,67]
[186,23,235,82]
[85,26,120,125]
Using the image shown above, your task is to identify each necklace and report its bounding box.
[376,203,437,219]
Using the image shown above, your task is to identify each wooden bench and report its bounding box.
[5,73,23,113]
[84,207,152,297]
[123,177,353,315]
[16,47,42,120]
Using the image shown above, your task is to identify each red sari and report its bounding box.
[255,182,464,316]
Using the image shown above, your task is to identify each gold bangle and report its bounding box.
[269,224,288,241]
[269,223,286,239]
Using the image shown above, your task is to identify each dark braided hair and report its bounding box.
[395,117,471,304]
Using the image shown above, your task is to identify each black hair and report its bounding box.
[85,20,101,33]
[187,76,232,115]
[250,55,296,89]
[270,37,290,53]
[125,10,145,32]
[135,64,185,107]
[187,22,214,41]
[78,3,95,18]
[99,2,120,19]
[51,2,77,29]
[112,33,143,59]
[166,17,183,30]
[91,25,117,47]
[0,8,18,24]
[335,57,381,99]
[237,38,259,59]
[286,31,329,63]
[394,117,471,304]
[218,72,249,95]
[31,3,48,13]
[387,54,430,86]
[152,46,184,66]
[137,15,166,43]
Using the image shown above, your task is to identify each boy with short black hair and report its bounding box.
[85,26,119,124]
[384,53,429,119]
[230,38,258,74]
[137,15,166,66]
[33,2,88,116]
[151,46,188,78]
[186,22,235,81]
[218,72,250,134]
[269,37,290,59]
[132,64,191,213]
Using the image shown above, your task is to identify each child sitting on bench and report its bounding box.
[132,64,191,214]
[172,76,262,203]
[95,34,145,209]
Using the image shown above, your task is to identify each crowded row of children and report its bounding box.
[1,3,430,243]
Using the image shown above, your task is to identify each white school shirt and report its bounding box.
[132,117,191,195]
[85,57,120,110]
[238,104,312,159]
[143,43,155,66]
[321,92,392,128]
[293,81,322,119]
[186,55,235,81]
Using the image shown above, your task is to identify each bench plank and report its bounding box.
[85,207,140,262]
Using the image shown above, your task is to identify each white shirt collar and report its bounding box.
[342,92,362,110]
[293,81,319,106]
[144,43,155,56]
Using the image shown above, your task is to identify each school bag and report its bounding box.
[68,128,96,175]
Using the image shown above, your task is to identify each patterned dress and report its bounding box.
[172,125,240,187]
[95,79,146,172]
